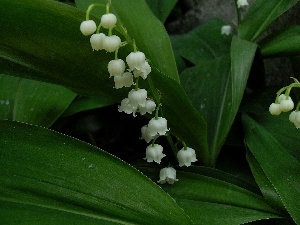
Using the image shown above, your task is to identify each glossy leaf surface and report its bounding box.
[0,74,76,127]
[243,113,300,224]
[0,120,192,225]
[137,165,281,225]
[238,0,299,42]
[145,0,178,23]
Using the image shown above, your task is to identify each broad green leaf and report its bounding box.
[171,19,232,65]
[145,0,178,23]
[247,152,287,214]
[260,25,300,57]
[180,37,256,165]
[238,0,299,42]
[0,120,192,225]
[0,74,76,127]
[243,113,300,224]
[136,165,281,225]
[75,0,179,82]
[62,96,115,117]
[0,0,208,164]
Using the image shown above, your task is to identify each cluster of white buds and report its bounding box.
[80,2,198,185]
[237,0,249,8]
[269,78,300,129]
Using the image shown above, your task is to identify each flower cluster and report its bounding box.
[80,2,198,185]
[269,78,300,129]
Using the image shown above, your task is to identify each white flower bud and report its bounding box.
[294,111,300,129]
[144,144,165,164]
[128,89,147,108]
[101,13,117,29]
[221,25,232,35]
[177,147,197,167]
[289,111,297,123]
[133,61,151,79]
[269,103,281,115]
[158,167,178,184]
[113,72,133,89]
[103,35,121,52]
[148,117,169,136]
[140,125,154,143]
[90,33,106,51]
[139,99,156,115]
[278,94,286,103]
[126,51,146,70]
[118,98,137,116]
[280,97,294,112]
[108,59,126,77]
[80,20,97,36]
[237,0,249,8]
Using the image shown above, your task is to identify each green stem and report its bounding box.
[86,3,105,20]
[166,134,178,157]
[234,0,241,25]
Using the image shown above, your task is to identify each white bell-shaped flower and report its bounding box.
[101,13,117,29]
[114,72,133,89]
[133,61,151,79]
[144,144,165,164]
[157,167,178,184]
[237,0,249,8]
[102,35,121,52]
[126,51,146,71]
[140,125,155,143]
[108,59,126,77]
[139,99,156,115]
[177,147,197,167]
[118,98,138,116]
[269,103,281,115]
[221,25,232,35]
[147,117,169,136]
[293,111,300,129]
[80,20,97,36]
[279,96,294,112]
[128,89,147,108]
[90,33,106,51]
[278,94,286,103]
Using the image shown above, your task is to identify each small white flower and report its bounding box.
[133,61,151,79]
[158,167,178,184]
[279,96,294,112]
[269,103,281,115]
[144,144,165,164]
[102,35,121,52]
[237,0,249,8]
[108,59,126,77]
[278,94,286,103]
[140,125,155,143]
[90,33,106,51]
[113,72,134,89]
[126,51,146,71]
[128,89,147,108]
[138,99,156,115]
[292,111,300,129]
[80,20,97,36]
[147,117,169,136]
[101,13,117,29]
[118,98,137,116]
[177,147,197,167]
[221,25,232,35]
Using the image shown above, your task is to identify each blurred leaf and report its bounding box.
[145,0,178,23]
[243,113,300,224]
[137,165,281,225]
[180,36,256,165]
[0,74,76,127]
[0,120,192,225]
[171,19,232,65]
[0,0,208,164]
[62,96,114,117]
[260,26,300,57]
[238,0,299,42]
